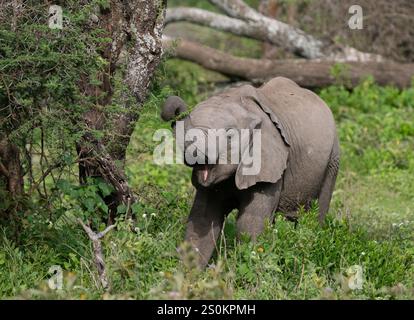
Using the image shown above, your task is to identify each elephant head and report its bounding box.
[161,85,289,190]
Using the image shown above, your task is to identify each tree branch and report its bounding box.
[166,5,324,59]
[78,219,115,290]
[166,7,267,42]
[208,0,325,58]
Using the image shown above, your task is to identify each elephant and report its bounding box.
[161,77,340,267]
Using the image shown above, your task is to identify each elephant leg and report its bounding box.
[236,181,282,240]
[318,136,340,222]
[185,190,233,268]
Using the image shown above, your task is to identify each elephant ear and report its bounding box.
[235,86,290,190]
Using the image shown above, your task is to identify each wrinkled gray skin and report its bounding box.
[161,77,340,268]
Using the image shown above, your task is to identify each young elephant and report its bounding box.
[161,77,340,267]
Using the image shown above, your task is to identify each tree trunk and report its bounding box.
[0,139,24,221]
[77,0,166,223]
[164,37,414,89]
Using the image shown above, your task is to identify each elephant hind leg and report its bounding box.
[318,136,340,223]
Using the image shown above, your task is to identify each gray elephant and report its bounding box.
[161,77,340,267]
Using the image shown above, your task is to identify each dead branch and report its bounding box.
[166,5,324,59]
[166,0,384,62]
[165,7,278,45]
[164,37,414,89]
[209,0,335,58]
[78,218,116,291]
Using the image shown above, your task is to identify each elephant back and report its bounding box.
[258,77,336,154]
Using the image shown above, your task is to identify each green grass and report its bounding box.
[320,80,414,240]
[1,62,414,299]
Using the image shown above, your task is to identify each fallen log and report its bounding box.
[163,37,414,89]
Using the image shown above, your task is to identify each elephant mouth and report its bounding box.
[197,164,210,182]
[201,165,209,182]
[193,164,213,186]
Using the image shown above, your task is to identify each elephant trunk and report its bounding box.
[161,96,188,121]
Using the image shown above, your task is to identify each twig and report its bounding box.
[29,162,62,194]
[77,218,116,291]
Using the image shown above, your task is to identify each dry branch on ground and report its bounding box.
[78,219,116,291]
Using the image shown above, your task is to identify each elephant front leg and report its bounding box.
[185,190,232,268]
[236,181,282,240]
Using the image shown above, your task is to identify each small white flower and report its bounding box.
[142,213,147,218]
[361,252,366,256]
[134,227,140,233]
[151,213,157,217]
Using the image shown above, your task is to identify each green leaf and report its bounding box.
[117,204,127,214]
[97,181,113,197]
[131,203,143,215]
[83,198,96,212]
